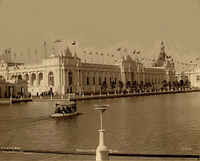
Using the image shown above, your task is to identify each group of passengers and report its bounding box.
[55,104,77,114]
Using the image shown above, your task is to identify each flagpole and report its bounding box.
[72,41,79,94]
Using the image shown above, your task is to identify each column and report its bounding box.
[62,68,66,95]
[22,73,26,81]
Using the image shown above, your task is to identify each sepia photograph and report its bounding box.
[0,0,200,161]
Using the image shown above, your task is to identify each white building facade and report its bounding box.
[0,41,176,96]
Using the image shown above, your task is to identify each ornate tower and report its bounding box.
[153,41,167,67]
[160,41,166,60]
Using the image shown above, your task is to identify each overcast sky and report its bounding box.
[0,0,200,60]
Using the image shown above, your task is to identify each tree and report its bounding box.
[111,80,116,89]
[126,81,131,89]
[140,81,144,91]
[184,79,191,89]
[168,81,172,90]
[161,80,168,91]
[101,80,107,92]
[179,80,184,90]
[131,81,136,90]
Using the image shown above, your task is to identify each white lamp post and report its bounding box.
[95,105,109,161]
[51,93,53,100]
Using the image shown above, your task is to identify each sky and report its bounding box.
[0,0,200,62]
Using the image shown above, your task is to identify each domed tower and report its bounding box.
[153,41,167,67]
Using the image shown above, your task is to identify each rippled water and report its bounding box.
[1,92,200,155]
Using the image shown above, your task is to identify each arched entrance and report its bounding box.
[38,73,43,85]
[48,72,54,86]
[31,73,36,86]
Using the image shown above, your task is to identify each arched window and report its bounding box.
[31,73,36,86]
[48,72,54,86]
[68,71,73,86]
[38,73,43,85]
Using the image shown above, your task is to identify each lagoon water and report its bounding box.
[1,92,200,155]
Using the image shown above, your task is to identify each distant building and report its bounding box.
[0,40,176,95]
[152,41,176,82]
[185,65,200,88]
[0,76,28,98]
[0,48,12,62]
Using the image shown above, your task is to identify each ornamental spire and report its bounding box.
[160,41,165,54]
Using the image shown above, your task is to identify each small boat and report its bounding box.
[51,111,79,118]
[50,100,79,118]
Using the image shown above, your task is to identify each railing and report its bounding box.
[0,147,200,159]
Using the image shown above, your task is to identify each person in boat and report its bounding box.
[62,106,67,114]
[67,106,72,113]
[64,106,70,114]
[55,107,62,113]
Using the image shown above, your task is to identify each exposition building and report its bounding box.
[183,65,200,88]
[0,40,176,96]
[0,78,28,98]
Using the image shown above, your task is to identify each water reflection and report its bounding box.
[1,93,200,154]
